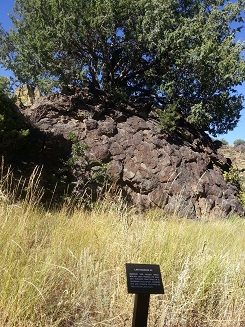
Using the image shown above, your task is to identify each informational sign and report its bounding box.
[126,263,164,294]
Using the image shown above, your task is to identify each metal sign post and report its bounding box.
[132,293,150,327]
[126,263,164,327]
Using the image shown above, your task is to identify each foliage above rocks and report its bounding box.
[0,0,245,136]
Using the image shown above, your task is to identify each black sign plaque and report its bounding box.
[126,263,164,294]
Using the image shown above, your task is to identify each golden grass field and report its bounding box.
[0,164,245,327]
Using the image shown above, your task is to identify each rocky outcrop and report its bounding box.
[14,84,41,107]
[18,90,245,218]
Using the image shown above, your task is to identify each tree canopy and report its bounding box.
[0,0,245,135]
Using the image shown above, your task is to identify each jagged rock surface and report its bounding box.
[14,84,41,107]
[19,90,245,218]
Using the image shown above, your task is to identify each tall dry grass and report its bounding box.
[0,168,244,326]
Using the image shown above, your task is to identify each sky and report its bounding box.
[0,0,245,145]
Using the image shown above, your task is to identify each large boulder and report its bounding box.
[18,90,245,218]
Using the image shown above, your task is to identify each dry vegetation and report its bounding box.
[218,143,245,206]
[0,164,245,327]
[218,144,245,188]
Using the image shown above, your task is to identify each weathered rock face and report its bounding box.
[14,84,41,107]
[19,90,245,218]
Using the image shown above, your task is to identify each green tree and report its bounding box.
[0,0,245,135]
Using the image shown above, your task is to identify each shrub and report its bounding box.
[220,138,229,145]
[156,104,180,133]
[233,139,245,146]
[223,166,240,188]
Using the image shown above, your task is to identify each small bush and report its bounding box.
[238,191,245,207]
[223,166,240,188]
[67,131,89,165]
[223,166,245,208]
[220,138,229,145]
[233,139,245,146]
[156,104,180,132]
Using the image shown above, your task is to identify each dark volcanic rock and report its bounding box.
[18,90,245,218]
